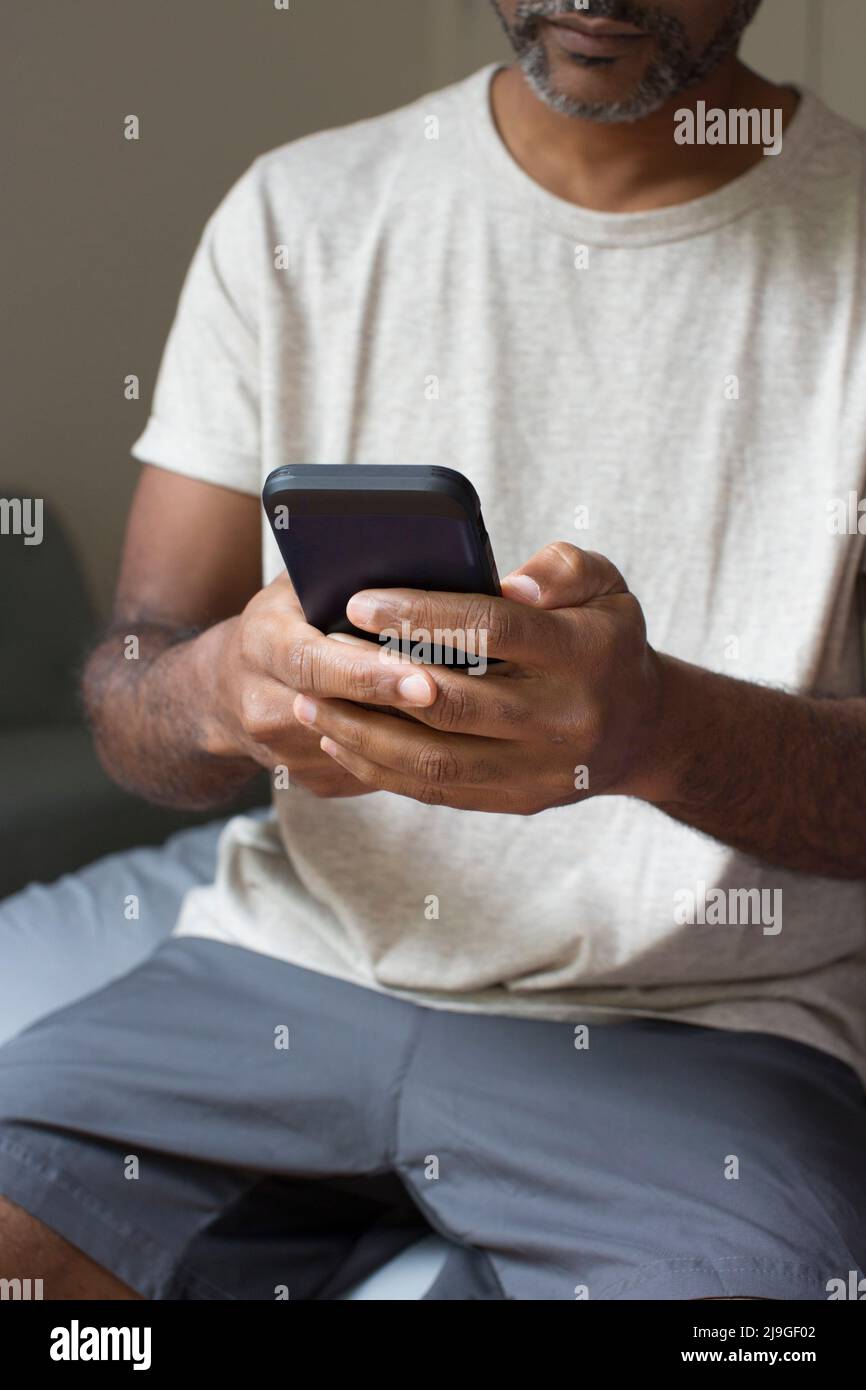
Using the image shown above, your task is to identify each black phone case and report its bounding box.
[262,465,501,658]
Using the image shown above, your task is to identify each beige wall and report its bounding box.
[4,0,441,614]
[5,0,861,613]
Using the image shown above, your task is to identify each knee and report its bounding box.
[0,1195,142,1300]
[0,1194,53,1268]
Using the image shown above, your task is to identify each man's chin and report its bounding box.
[547,66,641,107]
[520,43,675,124]
[524,67,633,117]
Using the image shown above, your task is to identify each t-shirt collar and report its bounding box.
[461,63,819,247]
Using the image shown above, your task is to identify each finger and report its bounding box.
[262,570,306,614]
[253,605,530,734]
[293,695,510,787]
[249,599,534,737]
[317,735,534,813]
[264,622,441,709]
[501,542,628,610]
[248,576,440,706]
[390,666,535,738]
[345,588,558,663]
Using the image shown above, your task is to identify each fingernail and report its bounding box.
[320,736,339,757]
[503,573,541,603]
[346,595,376,625]
[398,673,434,706]
[294,695,317,725]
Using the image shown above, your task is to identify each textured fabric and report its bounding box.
[0,937,863,1300]
[131,65,866,1082]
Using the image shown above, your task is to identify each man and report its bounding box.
[1,0,864,1300]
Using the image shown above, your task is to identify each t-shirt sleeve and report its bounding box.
[130,160,264,496]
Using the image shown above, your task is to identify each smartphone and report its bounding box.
[262,464,500,667]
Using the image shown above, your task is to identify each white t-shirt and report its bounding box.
[132,65,866,1083]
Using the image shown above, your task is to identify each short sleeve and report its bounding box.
[131,161,264,496]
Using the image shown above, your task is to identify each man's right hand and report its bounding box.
[83,469,436,811]
[202,574,436,800]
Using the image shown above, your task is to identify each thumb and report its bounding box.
[501,542,627,610]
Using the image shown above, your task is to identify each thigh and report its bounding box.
[0,937,424,1298]
[396,1013,866,1300]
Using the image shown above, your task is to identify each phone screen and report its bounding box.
[285,512,479,626]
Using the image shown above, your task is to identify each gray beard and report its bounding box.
[491,0,763,124]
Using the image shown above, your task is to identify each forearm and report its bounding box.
[640,655,866,878]
[82,620,259,811]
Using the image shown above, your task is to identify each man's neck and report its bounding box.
[490,58,800,214]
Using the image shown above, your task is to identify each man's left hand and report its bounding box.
[293,542,669,813]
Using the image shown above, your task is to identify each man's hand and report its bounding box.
[202,573,442,800]
[285,543,667,813]
[91,466,866,872]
